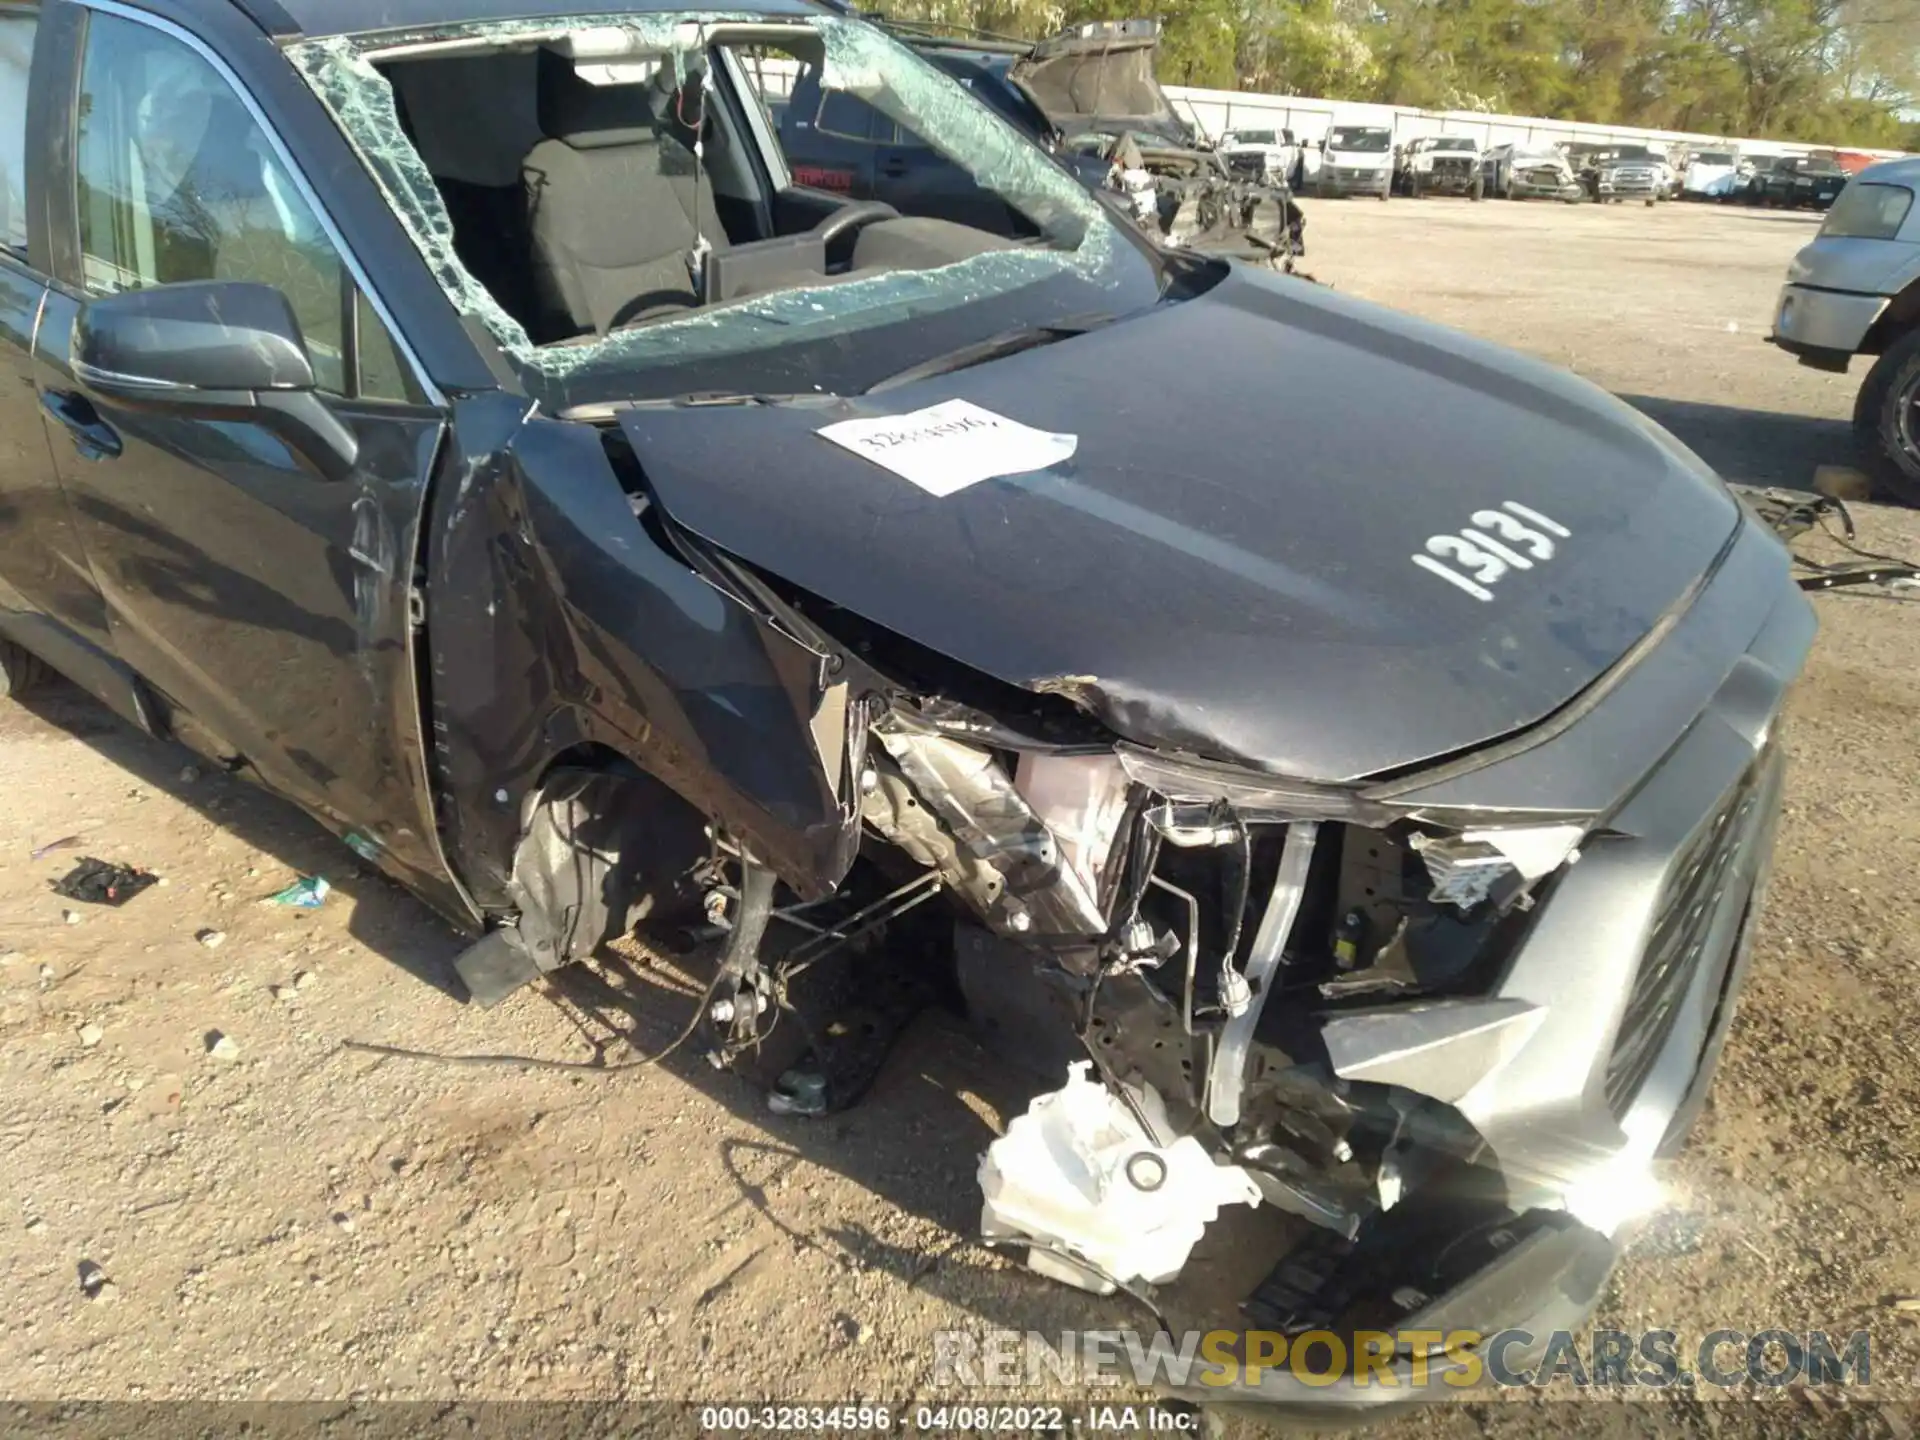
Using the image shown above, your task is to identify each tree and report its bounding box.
[874,0,1920,146]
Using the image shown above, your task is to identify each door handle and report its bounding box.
[880,158,909,178]
[42,389,123,461]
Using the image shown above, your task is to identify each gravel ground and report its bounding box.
[4,197,1920,1436]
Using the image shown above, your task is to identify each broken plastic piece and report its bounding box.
[1207,820,1317,1128]
[979,1062,1261,1290]
[267,875,331,908]
[51,858,157,907]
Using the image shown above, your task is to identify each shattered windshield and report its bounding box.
[289,11,1160,408]
[1432,138,1474,151]
[1327,127,1390,152]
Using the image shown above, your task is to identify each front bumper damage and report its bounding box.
[1100,133,1304,265]
[1416,162,1478,195]
[448,284,1810,1407]
[631,501,1810,1401]
[980,581,1795,1408]
[1508,165,1583,201]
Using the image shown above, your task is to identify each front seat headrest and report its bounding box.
[535,46,661,149]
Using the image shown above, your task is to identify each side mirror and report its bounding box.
[72,280,359,482]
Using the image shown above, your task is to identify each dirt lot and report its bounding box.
[5,197,1920,1435]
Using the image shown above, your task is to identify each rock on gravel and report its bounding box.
[205,1031,240,1062]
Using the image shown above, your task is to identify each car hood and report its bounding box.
[1009,32,1187,144]
[1788,233,1920,296]
[616,266,1742,782]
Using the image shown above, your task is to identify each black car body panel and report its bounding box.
[423,395,860,915]
[616,264,1741,782]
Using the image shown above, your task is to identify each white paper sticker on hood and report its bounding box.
[816,399,1079,498]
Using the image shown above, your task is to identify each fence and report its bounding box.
[1161,85,1909,163]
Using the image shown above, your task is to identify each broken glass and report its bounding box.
[288,13,1138,406]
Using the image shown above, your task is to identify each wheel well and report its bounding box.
[517,743,717,948]
[1861,277,1920,356]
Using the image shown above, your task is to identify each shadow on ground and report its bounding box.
[12,678,471,996]
[1619,392,1862,491]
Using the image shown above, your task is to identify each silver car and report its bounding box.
[1771,156,1920,500]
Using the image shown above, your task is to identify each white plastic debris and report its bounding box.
[979,1063,1261,1292]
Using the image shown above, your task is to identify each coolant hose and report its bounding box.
[1206,821,1318,1129]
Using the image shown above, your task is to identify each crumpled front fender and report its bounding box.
[425,396,861,915]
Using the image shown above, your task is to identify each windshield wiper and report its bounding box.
[865,312,1118,394]
[556,390,830,422]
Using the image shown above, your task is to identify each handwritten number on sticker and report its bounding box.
[1414,501,1571,603]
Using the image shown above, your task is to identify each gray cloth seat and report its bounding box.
[521,50,728,336]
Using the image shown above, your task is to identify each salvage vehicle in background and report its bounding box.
[1681,147,1739,200]
[781,19,1299,264]
[1721,152,1778,203]
[1218,125,1299,188]
[1316,121,1394,199]
[1750,155,1847,210]
[1583,146,1665,205]
[1482,143,1583,202]
[1398,134,1482,199]
[0,0,1813,1411]
[1770,158,1920,501]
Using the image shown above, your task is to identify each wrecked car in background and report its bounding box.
[0,0,1813,1411]
[1012,19,1302,266]
[806,18,1306,267]
[1218,125,1300,189]
[1396,135,1482,200]
[1482,143,1583,202]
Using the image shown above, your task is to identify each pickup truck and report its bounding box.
[1397,135,1482,199]
[1750,155,1848,210]
[1218,126,1299,188]
[0,0,1810,1405]
[1481,143,1583,202]
[1770,157,1920,500]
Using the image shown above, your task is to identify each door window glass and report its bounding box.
[73,12,349,391]
[816,86,883,143]
[0,10,36,254]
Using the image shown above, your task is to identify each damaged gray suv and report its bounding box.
[0,0,1813,1411]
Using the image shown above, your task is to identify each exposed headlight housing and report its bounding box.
[1410,824,1584,912]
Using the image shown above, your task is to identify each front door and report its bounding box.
[35,4,453,895]
[0,3,112,655]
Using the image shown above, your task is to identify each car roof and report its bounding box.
[1858,155,1920,187]
[260,0,823,41]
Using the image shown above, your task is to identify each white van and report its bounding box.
[1317,121,1394,199]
